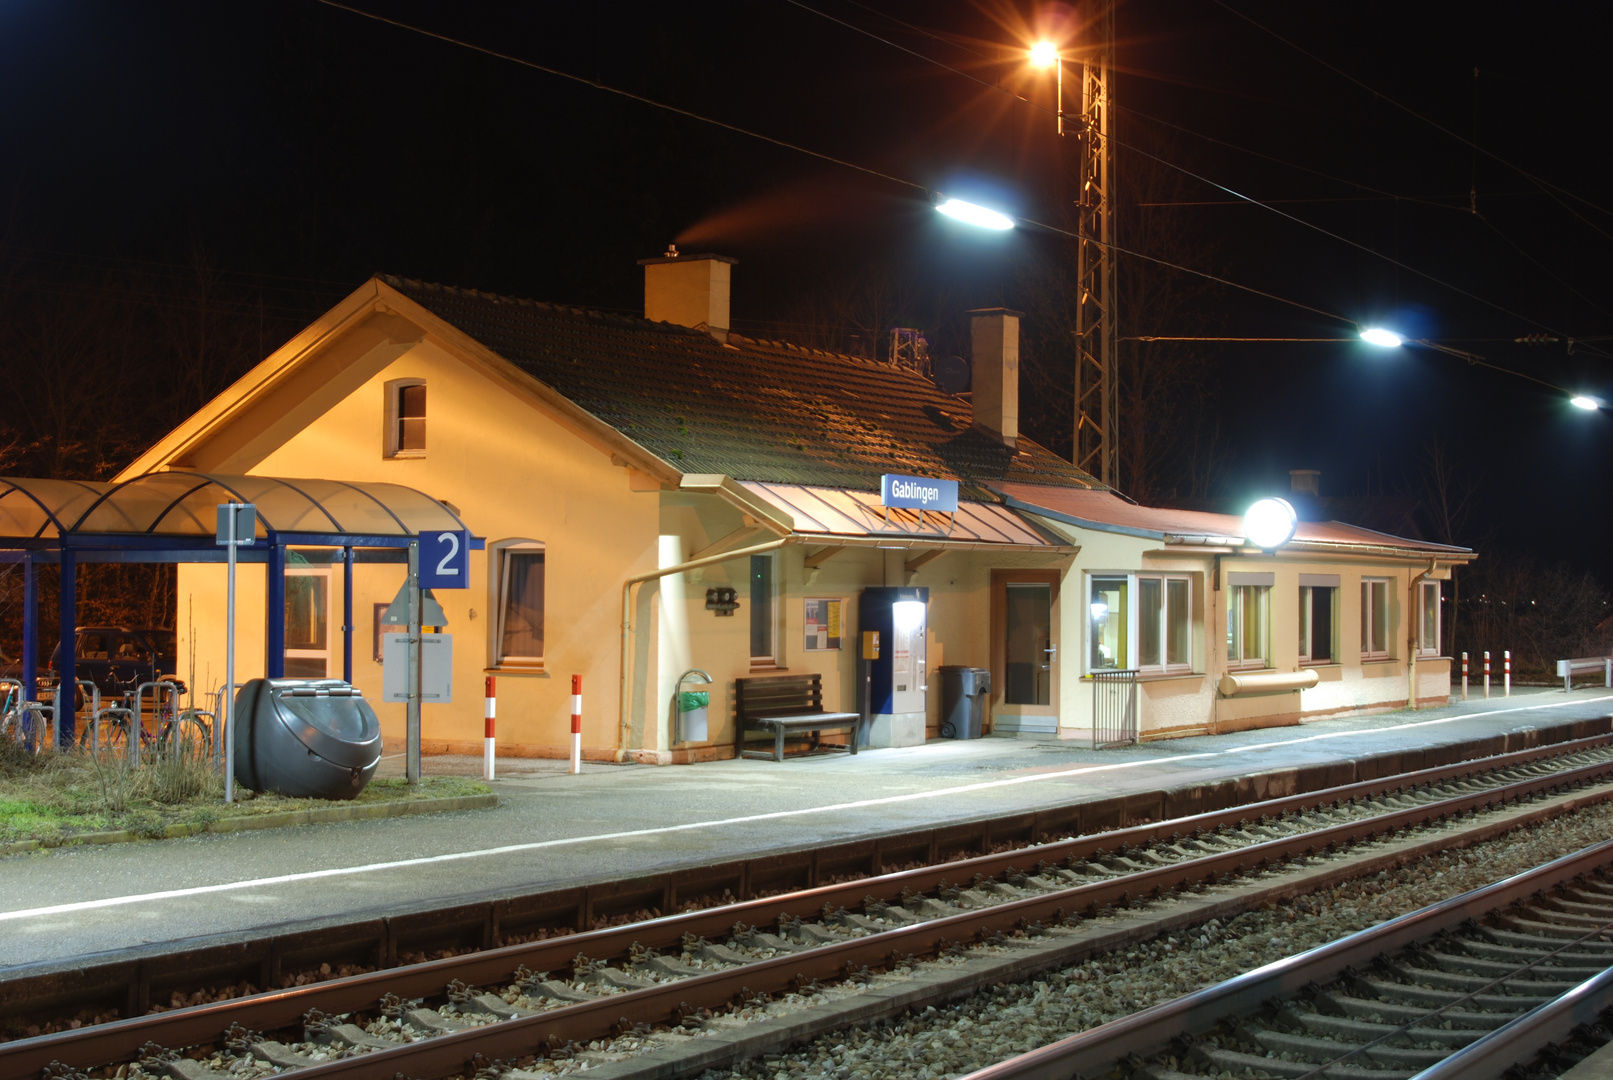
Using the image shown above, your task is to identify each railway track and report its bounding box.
[11,737,1613,1079]
[964,838,1613,1080]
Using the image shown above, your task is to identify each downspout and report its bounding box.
[617,537,792,761]
[1408,559,1438,709]
[1210,554,1221,735]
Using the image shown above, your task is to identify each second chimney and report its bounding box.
[970,308,1022,447]
[639,248,737,342]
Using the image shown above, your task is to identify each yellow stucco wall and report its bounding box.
[177,339,661,756]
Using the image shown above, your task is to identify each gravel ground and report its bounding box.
[694,798,1613,1080]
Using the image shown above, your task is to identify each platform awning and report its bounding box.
[738,481,1062,548]
[0,471,467,543]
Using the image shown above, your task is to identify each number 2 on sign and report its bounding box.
[435,531,460,577]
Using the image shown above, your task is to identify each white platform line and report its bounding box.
[2,695,1608,924]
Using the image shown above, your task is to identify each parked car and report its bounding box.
[48,627,186,701]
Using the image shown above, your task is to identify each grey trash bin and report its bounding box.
[939,666,992,739]
[233,678,383,799]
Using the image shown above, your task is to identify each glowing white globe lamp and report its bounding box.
[1243,497,1298,550]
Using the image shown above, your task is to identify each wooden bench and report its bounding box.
[735,673,860,762]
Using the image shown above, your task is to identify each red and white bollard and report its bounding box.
[483,676,497,781]
[569,675,582,775]
[1484,651,1491,699]
[1461,652,1469,701]
[1504,650,1512,697]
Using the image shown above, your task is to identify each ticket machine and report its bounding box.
[858,586,929,748]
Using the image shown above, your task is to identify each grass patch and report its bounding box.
[0,748,491,848]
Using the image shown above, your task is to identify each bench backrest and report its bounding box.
[735,673,825,719]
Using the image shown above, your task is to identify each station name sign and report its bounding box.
[880,474,959,513]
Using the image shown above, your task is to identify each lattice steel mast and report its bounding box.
[1072,1,1117,487]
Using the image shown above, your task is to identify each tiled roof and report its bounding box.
[383,276,1102,495]
[996,484,1474,556]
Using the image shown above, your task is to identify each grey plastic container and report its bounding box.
[938,665,992,739]
[232,678,383,799]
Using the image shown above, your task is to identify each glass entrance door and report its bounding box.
[991,570,1060,732]
[1005,584,1052,705]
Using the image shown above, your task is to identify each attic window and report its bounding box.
[386,379,426,458]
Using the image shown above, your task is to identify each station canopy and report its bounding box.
[0,471,467,543]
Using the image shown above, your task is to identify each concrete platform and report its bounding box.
[2,687,1610,970]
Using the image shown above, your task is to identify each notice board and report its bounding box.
[804,598,843,651]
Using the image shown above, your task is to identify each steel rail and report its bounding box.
[956,837,1613,1080]
[1404,966,1613,1080]
[6,732,1606,1030]
[10,748,1613,1078]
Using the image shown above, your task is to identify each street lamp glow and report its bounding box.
[935,197,1015,231]
[1243,497,1298,550]
[1029,40,1060,67]
[1571,395,1601,411]
[1359,327,1404,348]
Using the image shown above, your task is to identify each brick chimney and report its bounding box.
[1290,469,1320,496]
[969,308,1021,447]
[638,246,736,342]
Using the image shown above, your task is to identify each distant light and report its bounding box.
[1090,601,1109,621]
[1571,395,1601,411]
[1359,327,1404,348]
[1030,40,1060,68]
[936,197,1015,231]
[1244,497,1298,550]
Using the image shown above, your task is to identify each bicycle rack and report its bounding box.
[131,680,184,766]
[75,679,100,752]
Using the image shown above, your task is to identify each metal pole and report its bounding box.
[1483,650,1491,699]
[406,539,422,785]
[342,546,355,684]
[1055,58,1063,136]
[57,549,76,752]
[225,508,237,803]
[483,675,496,781]
[1504,650,1511,696]
[1461,652,1468,701]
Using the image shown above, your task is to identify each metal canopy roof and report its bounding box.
[0,471,467,543]
[739,481,1061,548]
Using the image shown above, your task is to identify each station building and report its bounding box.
[119,255,1475,761]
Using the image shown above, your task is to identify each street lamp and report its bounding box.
[1358,326,1601,411]
[934,196,1015,231]
[1243,497,1298,550]
[1029,40,1063,135]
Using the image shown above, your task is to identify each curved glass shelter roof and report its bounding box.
[0,471,467,542]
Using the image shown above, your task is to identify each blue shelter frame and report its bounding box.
[0,471,479,748]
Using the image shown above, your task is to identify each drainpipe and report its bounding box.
[617,538,792,761]
[1408,559,1438,710]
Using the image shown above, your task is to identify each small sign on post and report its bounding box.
[215,502,256,805]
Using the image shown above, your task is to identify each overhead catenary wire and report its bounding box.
[1208,0,1613,238]
[311,0,1361,331]
[783,0,1613,359]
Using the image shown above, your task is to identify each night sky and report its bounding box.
[1,0,1608,572]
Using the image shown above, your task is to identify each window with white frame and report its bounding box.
[1088,575,1128,671]
[1418,579,1441,656]
[749,553,777,667]
[385,378,426,458]
[1226,573,1271,669]
[1138,574,1192,674]
[1360,577,1392,660]
[1299,574,1339,664]
[494,543,545,668]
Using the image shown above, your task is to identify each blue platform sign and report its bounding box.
[419,529,471,589]
[880,474,959,513]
